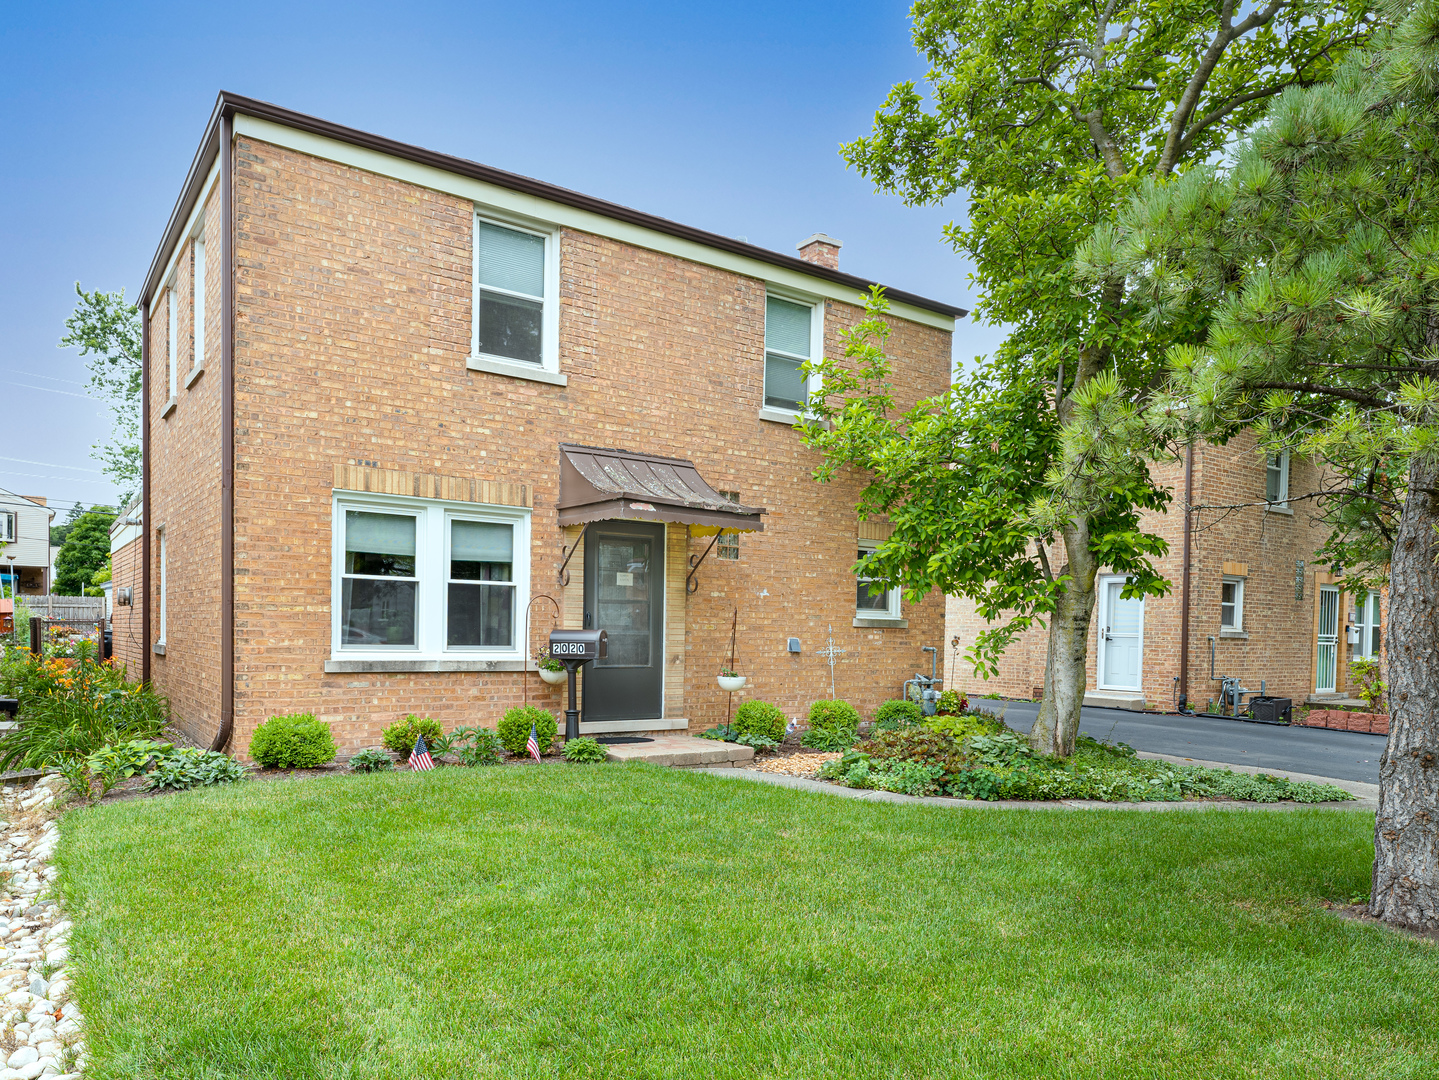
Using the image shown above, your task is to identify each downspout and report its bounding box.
[141,298,151,686]
[211,109,235,753]
[1177,442,1194,712]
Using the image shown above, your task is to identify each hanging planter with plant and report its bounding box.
[717,668,747,692]
[535,651,568,686]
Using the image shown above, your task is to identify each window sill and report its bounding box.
[160,396,178,419]
[854,617,908,629]
[467,355,567,387]
[759,407,803,426]
[152,643,166,656]
[1265,503,1293,516]
[324,658,528,673]
[185,365,205,389]
[1218,630,1249,640]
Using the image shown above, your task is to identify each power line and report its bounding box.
[0,456,103,474]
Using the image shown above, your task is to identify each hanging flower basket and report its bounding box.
[535,653,568,685]
[718,673,747,692]
[539,666,568,686]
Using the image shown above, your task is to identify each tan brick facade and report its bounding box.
[946,430,1383,710]
[143,118,956,758]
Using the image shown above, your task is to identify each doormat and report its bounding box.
[595,736,654,745]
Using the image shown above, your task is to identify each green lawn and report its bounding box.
[57,764,1435,1079]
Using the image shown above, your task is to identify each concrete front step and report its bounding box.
[601,734,755,768]
[1082,691,1148,712]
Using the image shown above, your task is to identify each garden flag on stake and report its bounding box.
[526,725,542,763]
[409,735,435,772]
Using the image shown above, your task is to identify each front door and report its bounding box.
[1098,577,1143,691]
[1316,585,1340,693]
[583,522,664,722]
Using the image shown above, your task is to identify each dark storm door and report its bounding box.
[583,521,664,721]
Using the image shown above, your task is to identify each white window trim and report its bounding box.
[855,540,902,622]
[1266,450,1290,510]
[166,286,178,404]
[191,236,206,376]
[1221,575,1245,632]
[1356,589,1382,660]
[156,527,167,648]
[331,491,531,663]
[0,511,14,544]
[467,210,564,386]
[760,289,824,425]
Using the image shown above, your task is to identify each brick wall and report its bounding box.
[109,535,143,678]
[147,136,952,757]
[946,430,1352,709]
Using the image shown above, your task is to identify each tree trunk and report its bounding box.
[1030,517,1098,756]
[1370,452,1439,930]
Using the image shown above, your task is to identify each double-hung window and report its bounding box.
[470,217,560,381]
[1356,590,1382,659]
[0,511,14,544]
[856,541,900,619]
[334,495,530,661]
[1266,451,1290,506]
[764,295,817,413]
[192,237,205,372]
[166,286,178,401]
[157,526,168,647]
[1221,576,1245,631]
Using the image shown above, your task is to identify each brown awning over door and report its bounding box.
[557,443,765,535]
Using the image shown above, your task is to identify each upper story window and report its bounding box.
[1266,451,1290,507]
[191,237,206,373]
[0,511,15,544]
[470,216,561,382]
[166,287,178,401]
[764,295,815,413]
[334,493,531,660]
[856,540,900,619]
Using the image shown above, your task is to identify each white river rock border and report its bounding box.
[0,776,84,1080]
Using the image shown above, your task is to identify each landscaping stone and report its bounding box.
[5,1049,36,1069]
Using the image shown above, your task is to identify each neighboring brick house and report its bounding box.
[108,499,143,676]
[946,431,1385,711]
[128,92,962,757]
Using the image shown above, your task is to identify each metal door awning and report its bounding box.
[557,443,765,535]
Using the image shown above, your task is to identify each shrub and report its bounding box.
[732,700,786,741]
[808,699,861,732]
[146,748,248,791]
[935,689,968,715]
[817,752,944,796]
[382,715,444,757]
[249,713,337,769]
[924,713,1000,740]
[497,706,557,756]
[699,725,736,741]
[735,733,779,752]
[349,748,393,773]
[562,737,607,763]
[82,739,171,798]
[801,726,856,751]
[448,726,506,766]
[862,728,971,784]
[874,699,922,730]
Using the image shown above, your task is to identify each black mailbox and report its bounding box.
[548,629,607,661]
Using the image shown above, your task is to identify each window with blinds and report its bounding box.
[475,221,547,366]
[764,295,813,412]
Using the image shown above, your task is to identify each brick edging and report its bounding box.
[1297,709,1389,735]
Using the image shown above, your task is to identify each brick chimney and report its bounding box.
[795,233,842,270]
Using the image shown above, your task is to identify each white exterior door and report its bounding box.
[1099,577,1144,691]
[1316,585,1340,693]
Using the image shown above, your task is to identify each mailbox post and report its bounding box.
[548,629,607,741]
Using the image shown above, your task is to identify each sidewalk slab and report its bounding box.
[604,734,754,768]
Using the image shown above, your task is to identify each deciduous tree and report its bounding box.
[60,285,141,504]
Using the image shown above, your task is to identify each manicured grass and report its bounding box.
[57,765,1435,1079]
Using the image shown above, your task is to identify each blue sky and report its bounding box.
[0,0,998,517]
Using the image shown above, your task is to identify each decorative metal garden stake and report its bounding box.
[522,594,560,709]
[726,606,739,726]
[814,624,846,699]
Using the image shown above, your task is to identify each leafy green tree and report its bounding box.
[54,509,115,597]
[1077,0,1439,928]
[829,0,1373,755]
[59,285,142,503]
[50,503,85,549]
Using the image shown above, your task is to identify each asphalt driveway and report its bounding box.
[969,699,1385,785]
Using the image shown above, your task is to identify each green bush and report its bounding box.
[146,748,249,791]
[935,689,968,715]
[874,699,922,730]
[249,713,337,769]
[382,715,444,757]
[562,737,607,763]
[817,753,944,796]
[732,700,786,741]
[924,713,1000,740]
[497,706,557,756]
[800,726,856,751]
[808,699,861,732]
[448,726,505,766]
[735,733,779,752]
[349,748,393,773]
[82,739,171,798]
[699,725,736,741]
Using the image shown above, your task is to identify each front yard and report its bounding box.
[57,764,1434,1079]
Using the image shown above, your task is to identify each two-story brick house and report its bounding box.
[125,92,962,757]
[946,434,1384,711]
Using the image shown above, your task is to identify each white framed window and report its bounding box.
[469,214,560,379]
[166,286,178,400]
[157,527,167,646]
[716,490,740,560]
[763,293,822,414]
[856,540,900,619]
[332,492,530,661]
[191,237,205,372]
[1221,576,1245,631]
[1266,451,1290,506]
[0,511,15,544]
[1356,589,1382,659]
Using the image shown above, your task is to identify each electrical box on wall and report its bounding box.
[1346,625,1361,645]
[787,637,801,653]
[116,586,133,606]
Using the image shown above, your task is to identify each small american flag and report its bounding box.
[408,735,435,772]
[526,724,542,763]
